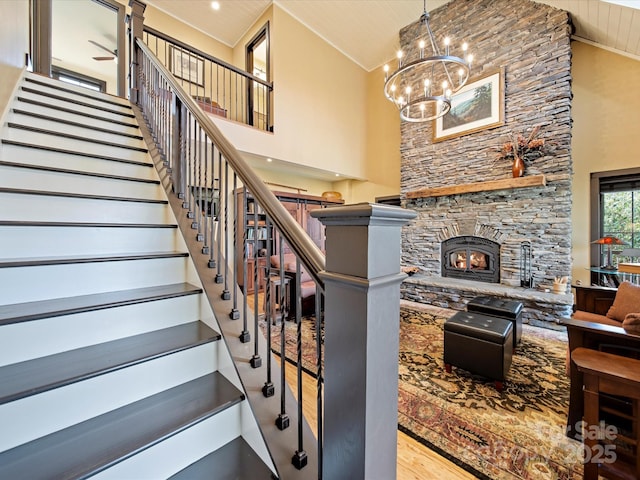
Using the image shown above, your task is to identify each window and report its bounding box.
[591,169,640,267]
[52,66,106,93]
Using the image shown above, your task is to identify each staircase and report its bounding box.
[0,72,276,479]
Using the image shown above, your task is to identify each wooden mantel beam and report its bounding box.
[405,174,547,199]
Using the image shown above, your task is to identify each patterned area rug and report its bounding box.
[260,303,583,479]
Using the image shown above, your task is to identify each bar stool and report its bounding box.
[264,275,290,323]
[571,347,640,480]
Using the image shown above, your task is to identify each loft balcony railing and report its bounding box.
[142,26,273,132]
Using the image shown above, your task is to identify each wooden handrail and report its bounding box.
[135,38,325,290]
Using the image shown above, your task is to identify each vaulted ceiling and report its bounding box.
[145,0,640,71]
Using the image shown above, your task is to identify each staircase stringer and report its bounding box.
[132,105,318,480]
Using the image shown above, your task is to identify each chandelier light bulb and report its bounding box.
[383,64,389,81]
[462,42,468,52]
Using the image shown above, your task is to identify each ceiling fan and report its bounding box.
[89,40,117,61]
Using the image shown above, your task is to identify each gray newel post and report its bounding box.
[311,203,416,480]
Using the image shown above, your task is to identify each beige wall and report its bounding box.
[252,167,334,198]
[571,41,640,285]
[0,0,29,125]
[0,0,29,70]
[215,5,377,203]
[144,5,233,64]
[270,5,368,180]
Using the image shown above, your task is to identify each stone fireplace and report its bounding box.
[398,0,574,328]
[441,236,500,284]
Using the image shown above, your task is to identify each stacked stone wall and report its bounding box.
[398,0,573,326]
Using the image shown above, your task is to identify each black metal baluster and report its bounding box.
[201,137,210,255]
[276,237,289,430]
[194,125,203,239]
[292,257,307,469]
[214,150,224,284]
[250,202,261,368]
[221,158,230,301]
[239,188,250,343]
[262,215,274,396]
[208,142,216,269]
[229,173,239,319]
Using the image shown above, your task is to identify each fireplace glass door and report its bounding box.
[441,236,500,283]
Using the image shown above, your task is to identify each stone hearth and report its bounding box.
[402,275,573,330]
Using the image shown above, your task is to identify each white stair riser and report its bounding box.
[16,89,133,124]
[4,128,149,163]
[0,344,218,452]
[8,112,147,150]
[92,404,243,480]
[0,257,192,304]
[0,225,181,258]
[0,294,204,366]
[0,193,174,224]
[0,166,164,199]
[24,74,131,109]
[20,83,132,115]
[0,143,155,179]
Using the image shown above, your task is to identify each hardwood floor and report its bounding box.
[282,361,476,479]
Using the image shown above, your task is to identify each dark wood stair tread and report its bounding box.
[0,320,220,405]
[0,251,189,269]
[169,437,277,480]
[0,220,177,229]
[0,187,167,204]
[0,282,201,325]
[12,108,143,140]
[7,123,149,153]
[25,76,132,110]
[17,96,139,127]
[0,372,243,479]
[21,86,135,118]
[0,160,159,184]
[1,139,151,167]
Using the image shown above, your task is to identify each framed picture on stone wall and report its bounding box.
[432,67,505,143]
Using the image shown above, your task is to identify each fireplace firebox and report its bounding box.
[441,236,500,283]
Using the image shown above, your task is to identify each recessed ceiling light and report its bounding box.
[211,1,220,11]
[335,173,340,177]
[266,158,273,162]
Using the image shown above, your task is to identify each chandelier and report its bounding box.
[383,0,473,122]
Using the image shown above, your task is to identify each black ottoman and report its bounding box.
[444,311,513,391]
[467,296,523,348]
